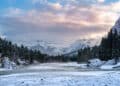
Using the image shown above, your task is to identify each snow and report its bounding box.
[17,59,26,65]
[0,57,18,71]
[0,62,120,86]
[31,38,100,56]
[100,65,114,70]
[104,59,115,65]
[25,62,84,71]
[0,68,11,71]
[88,59,104,68]
[0,71,120,86]
[101,62,120,70]
[79,63,87,68]
[26,65,57,70]
[113,62,120,68]
[1,57,17,70]
[87,58,120,70]
[112,17,120,33]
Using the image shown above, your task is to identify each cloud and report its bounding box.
[97,0,105,3]
[0,0,119,45]
[3,8,24,17]
[49,3,62,10]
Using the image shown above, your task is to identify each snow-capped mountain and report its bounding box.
[31,38,100,56]
[31,17,120,56]
[112,17,120,33]
[31,40,63,56]
[61,39,99,55]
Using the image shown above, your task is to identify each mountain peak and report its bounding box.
[112,17,120,33]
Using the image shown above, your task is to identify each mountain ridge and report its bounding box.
[31,38,100,56]
[112,17,120,33]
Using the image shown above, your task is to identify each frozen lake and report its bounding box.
[0,62,120,86]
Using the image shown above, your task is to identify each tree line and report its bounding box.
[1,28,120,64]
[0,37,77,64]
[77,29,120,63]
[99,29,120,63]
[0,38,47,64]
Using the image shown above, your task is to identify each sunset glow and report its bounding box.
[0,0,119,46]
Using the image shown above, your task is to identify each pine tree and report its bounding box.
[99,29,120,62]
[0,37,46,64]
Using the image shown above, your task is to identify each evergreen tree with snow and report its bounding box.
[99,17,120,63]
[0,37,47,64]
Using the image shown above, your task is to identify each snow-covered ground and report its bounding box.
[0,62,120,86]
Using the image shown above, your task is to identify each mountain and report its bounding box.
[99,17,120,62]
[31,40,63,56]
[112,17,120,33]
[31,38,100,56]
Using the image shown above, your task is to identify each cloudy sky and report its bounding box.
[0,0,120,46]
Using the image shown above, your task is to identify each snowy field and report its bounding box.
[0,62,120,86]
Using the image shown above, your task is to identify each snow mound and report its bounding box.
[87,59,104,68]
[104,59,116,65]
[17,59,26,65]
[101,62,120,70]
